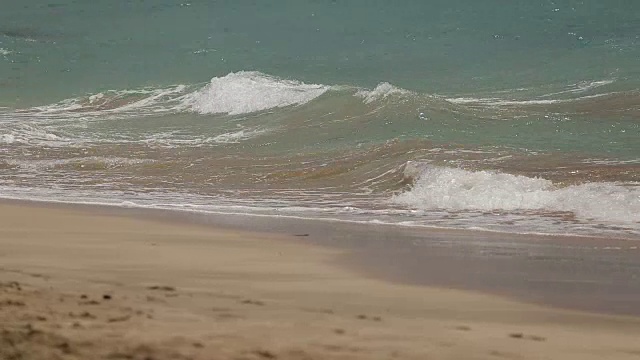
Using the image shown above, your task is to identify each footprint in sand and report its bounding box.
[147,285,176,292]
[356,314,382,321]
[454,325,472,331]
[0,281,22,291]
[240,299,265,306]
[107,315,131,323]
[509,333,546,342]
[253,349,277,359]
[0,299,25,307]
[79,300,101,305]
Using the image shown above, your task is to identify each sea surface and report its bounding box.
[1,1,639,238]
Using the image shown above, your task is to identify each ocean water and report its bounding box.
[1,0,639,238]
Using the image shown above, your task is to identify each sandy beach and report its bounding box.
[2,202,640,360]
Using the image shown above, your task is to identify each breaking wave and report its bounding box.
[3,72,626,123]
[394,162,640,226]
[183,71,329,115]
[355,82,412,104]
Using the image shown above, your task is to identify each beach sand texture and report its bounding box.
[1,203,640,360]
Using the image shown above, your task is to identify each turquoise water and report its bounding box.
[1,1,639,237]
[3,1,640,103]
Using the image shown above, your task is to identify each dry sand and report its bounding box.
[1,203,640,360]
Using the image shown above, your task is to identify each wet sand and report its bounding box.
[2,201,640,360]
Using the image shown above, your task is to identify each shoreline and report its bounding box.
[2,197,640,317]
[2,201,640,359]
[3,196,638,244]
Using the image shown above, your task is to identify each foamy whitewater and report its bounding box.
[186,72,329,115]
[395,164,640,225]
[1,1,639,239]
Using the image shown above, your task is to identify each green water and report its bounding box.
[2,0,639,104]
[0,1,638,237]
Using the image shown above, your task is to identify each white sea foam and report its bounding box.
[445,96,539,105]
[571,79,615,92]
[540,79,616,97]
[445,96,560,106]
[183,71,329,115]
[208,128,268,143]
[446,79,616,106]
[445,93,613,106]
[356,82,411,104]
[5,157,155,170]
[446,90,613,107]
[0,124,70,146]
[581,158,640,165]
[143,127,268,147]
[0,134,16,144]
[393,162,640,225]
[0,48,12,56]
[24,85,190,118]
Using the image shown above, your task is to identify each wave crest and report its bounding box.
[183,71,329,115]
[356,82,411,104]
[393,163,640,225]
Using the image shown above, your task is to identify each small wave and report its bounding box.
[8,72,418,121]
[393,163,640,225]
[11,71,330,119]
[0,48,12,56]
[355,82,412,104]
[182,71,329,115]
[5,72,628,127]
